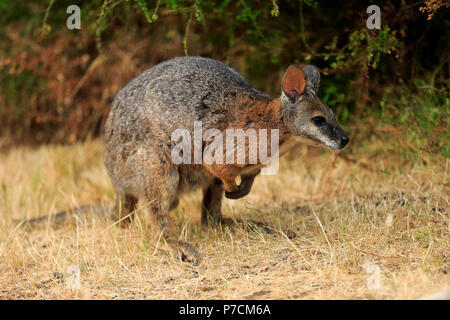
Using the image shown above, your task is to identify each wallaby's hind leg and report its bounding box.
[202,179,224,225]
[145,168,198,265]
[113,192,138,227]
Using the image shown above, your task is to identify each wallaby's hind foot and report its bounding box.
[164,239,199,266]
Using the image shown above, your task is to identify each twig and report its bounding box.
[311,207,334,264]
[103,199,156,232]
[444,158,448,185]
[299,0,334,58]
[349,242,409,260]
[279,228,314,269]
[183,5,195,56]
[239,0,264,39]
[64,55,104,106]
[40,0,56,39]
[83,199,157,245]
[152,229,165,257]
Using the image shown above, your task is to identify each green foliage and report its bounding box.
[379,76,449,159]
[136,0,153,22]
[330,26,403,70]
[136,0,160,23]
[0,69,44,120]
[270,0,279,17]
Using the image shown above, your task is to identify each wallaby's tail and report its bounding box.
[20,205,114,229]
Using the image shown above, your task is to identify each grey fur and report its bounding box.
[303,65,320,93]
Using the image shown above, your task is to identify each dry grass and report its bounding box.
[0,139,448,299]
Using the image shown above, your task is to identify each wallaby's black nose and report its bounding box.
[340,135,349,147]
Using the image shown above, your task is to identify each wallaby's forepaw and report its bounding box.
[225,174,257,199]
[175,241,199,266]
[225,189,249,199]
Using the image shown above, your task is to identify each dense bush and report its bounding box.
[0,0,448,156]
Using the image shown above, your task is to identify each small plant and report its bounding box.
[330,26,403,70]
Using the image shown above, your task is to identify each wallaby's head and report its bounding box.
[280,65,349,150]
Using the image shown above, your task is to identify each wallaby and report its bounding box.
[24,56,349,265]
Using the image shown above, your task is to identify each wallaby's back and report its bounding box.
[106,56,270,134]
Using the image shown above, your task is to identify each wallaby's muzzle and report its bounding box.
[315,121,350,150]
[339,134,350,149]
[329,128,349,150]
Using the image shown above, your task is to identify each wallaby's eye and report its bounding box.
[312,116,326,127]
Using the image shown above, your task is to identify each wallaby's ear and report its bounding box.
[282,65,306,101]
[302,65,320,93]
